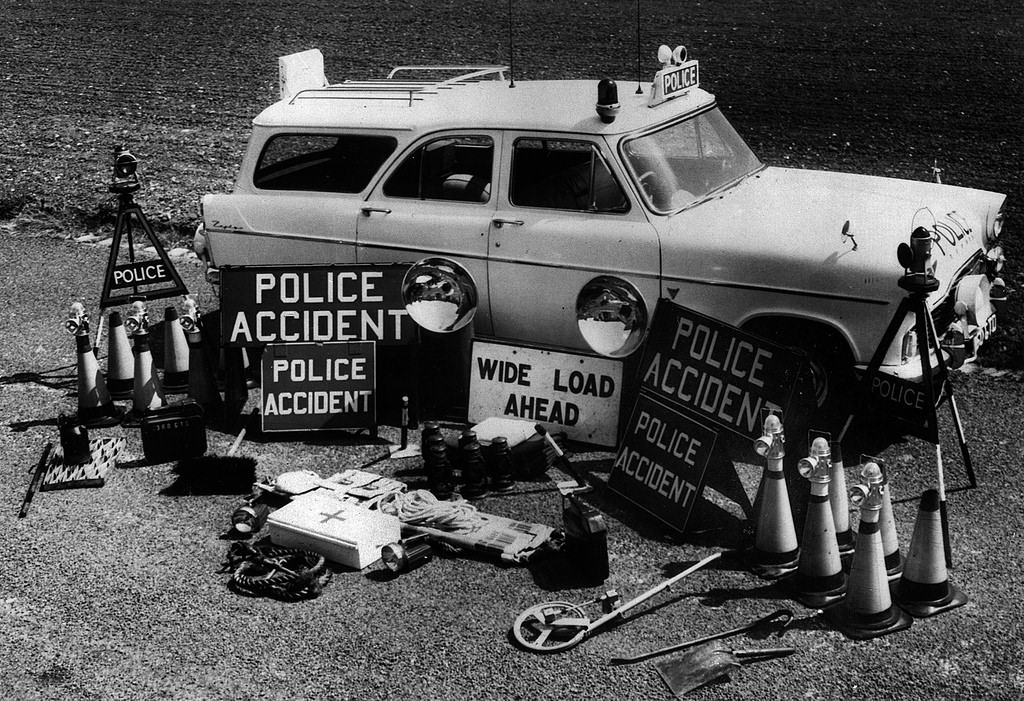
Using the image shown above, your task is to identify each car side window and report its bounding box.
[383,135,493,203]
[510,138,628,213]
[253,134,397,193]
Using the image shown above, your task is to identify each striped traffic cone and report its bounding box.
[184,319,223,418]
[862,462,904,580]
[895,489,967,617]
[104,311,134,401]
[127,330,166,423]
[161,306,190,394]
[785,437,846,607]
[745,414,799,578]
[829,440,855,560]
[826,463,912,639]
[73,332,123,428]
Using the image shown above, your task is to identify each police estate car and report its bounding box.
[195,47,1008,413]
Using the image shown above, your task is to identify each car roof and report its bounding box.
[253,77,717,136]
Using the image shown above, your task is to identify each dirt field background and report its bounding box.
[1,2,1023,700]
[2,0,1022,363]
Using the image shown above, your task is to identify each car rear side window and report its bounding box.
[383,135,493,203]
[510,138,628,213]
[253,134,397,193]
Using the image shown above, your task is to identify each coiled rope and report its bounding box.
[223,542,332,601]
[377,489,481,531]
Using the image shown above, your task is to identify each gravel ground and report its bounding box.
[2,1,1023,700]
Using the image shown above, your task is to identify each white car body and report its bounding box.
[196,49,1007,407]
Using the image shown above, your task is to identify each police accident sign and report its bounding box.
[260,342,375,432]
[467,341,622,447]
[636,299,804,441]
[220,264,416,347]
[609,393,718,534]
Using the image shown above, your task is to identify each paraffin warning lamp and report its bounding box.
[753,412,785,458]
[124,300,149,336]
[180,295,201,333]
[109,146,141,194]
[897,227,939,293]
[849,459,887,509]
[65,302,89,336]
[797,436,832,480]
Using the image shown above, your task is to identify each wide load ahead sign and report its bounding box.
[468,341,622,447]
[261,342,375,432]
[220,264,416,347]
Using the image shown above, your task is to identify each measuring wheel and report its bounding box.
[512,601,593,653]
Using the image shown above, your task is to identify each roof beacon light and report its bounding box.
[649,43,699,107]
[596,79,620,124]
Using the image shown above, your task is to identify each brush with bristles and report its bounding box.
[173,409,259,495]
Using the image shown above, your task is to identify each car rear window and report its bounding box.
[253,134,397,193]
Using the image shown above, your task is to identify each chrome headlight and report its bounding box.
[575,276,648,358]
[401,257,478,333]
[990,207,1005,242]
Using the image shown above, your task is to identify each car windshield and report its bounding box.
[621,108,762,213]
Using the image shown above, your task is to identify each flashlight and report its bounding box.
[381,535,433,574]
[65,302,89,336]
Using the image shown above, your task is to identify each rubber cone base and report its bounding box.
[75,404,123,428]
[783,570,847,609]
[106,377,134,401]
[825,582,913,640]
[744,546,799,579]
[896,579,968,618]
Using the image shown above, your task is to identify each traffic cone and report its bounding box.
[185,321,223,418]
[745,414,799,578]
[127,330,166,423]
[104,311,134,401]
[870,465,904,580]
[74,333,123,428]
[161,306,190,394]
[829,440,855,560]
[826,463,912,639]
[895,489,968,617]
[785,437,846,607]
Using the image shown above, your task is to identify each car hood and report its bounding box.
[661,166,1004,305]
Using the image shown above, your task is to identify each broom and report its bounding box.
[173,408,259,494]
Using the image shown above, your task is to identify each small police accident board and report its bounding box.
[608,393,718,534]
[608,298,805,532]
[467,340,622,447]
[260,342,376,432]
[219,264,416,347]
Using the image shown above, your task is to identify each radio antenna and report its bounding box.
[507,0,516,87]
[635,0,643,94]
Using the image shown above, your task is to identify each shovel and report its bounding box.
[655,640,796,698]
[608,608,793,665]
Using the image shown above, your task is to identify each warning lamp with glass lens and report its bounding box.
[401,257,478,334]
[595,79,620,124]
[110,146,141,193]
[65,302,89,336]
[575,276,648,358]
[124,300,149,336]
[753,412,784,458]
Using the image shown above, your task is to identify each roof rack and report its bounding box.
[288,65,509,105]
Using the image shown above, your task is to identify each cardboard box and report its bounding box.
[267,492,401,570]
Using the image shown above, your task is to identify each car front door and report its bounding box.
[487,134,660,351]
[356,132,500,335]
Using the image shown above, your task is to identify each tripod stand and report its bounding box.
[858,271,975,566]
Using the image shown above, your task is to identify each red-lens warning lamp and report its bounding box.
[65,301,89,336]
[595,79,620,124]
[753,412,784,458]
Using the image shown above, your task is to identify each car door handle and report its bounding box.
[361,207,392,216]
[492,218,523,228]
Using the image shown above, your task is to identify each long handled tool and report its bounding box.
[655,640,796,697]
[512,551,723,653]
[19,443,54,518]
[607,608,793,665]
